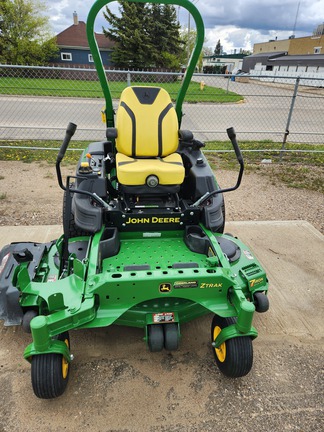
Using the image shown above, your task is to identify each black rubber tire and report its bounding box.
[164,323,179,351]
[22,310,38,333]
[147,325,164,352]
[211,315,253,378]
[31,332,70,399]
[254,292,270,313]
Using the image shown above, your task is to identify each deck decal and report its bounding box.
[174,281,198,289]
[159,283,172,293]
[153,312,175,323]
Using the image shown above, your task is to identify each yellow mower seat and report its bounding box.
[115,86,184,188]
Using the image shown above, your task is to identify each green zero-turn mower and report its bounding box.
[0,0,269,399]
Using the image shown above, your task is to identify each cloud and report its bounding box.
[44,0,324,52]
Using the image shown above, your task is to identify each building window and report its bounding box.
[61,52,72,61]
[88,54,94,63]
[314,46,321,54]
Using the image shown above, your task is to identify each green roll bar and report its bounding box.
[86,0,205,128]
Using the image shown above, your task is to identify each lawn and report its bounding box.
[205,140,324,193]
[0,76,243,103]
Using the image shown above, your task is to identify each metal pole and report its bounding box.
[187,10,191,64]
[280,76,300,161]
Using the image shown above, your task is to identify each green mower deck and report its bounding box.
[16,227,265,361]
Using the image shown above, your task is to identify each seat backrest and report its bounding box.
[115,86,179,158]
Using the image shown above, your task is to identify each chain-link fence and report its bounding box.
[0,64,323,144]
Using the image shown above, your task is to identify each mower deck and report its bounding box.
[11,225,265,367]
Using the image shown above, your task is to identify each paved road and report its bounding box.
[0,221,323,431]
[0,78,323,143]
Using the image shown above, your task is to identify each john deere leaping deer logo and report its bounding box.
[159,283,171,293]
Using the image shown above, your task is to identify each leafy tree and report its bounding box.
[102,1,182,69]
[180,28,205,72]
[103,1,151,68]
[203,46,213,56]
[240,48,252,55]
[214,39,222,55]
[0,0,58,65]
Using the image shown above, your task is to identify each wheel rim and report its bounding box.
[213,326,226,362]
[61,338,69,379]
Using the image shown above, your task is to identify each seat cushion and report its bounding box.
[115,87,179,158]
[116,153,185,186]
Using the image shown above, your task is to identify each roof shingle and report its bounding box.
[56,21,114,50]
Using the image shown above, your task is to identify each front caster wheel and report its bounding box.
[254,292,270,313]
[22,310,38,333]
[211,315,253,378]
[147,325,164,352]
[164,323,179,351]
[31,332,70,399]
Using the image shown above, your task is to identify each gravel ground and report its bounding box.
[0,161,323,233]
[0,160,323,432]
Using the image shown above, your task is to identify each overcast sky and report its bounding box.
[45,0,324,53]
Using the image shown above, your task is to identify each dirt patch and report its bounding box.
[0,161,323,233]
[0,161,323,431]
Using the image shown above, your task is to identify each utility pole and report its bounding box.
[292,1,300,36]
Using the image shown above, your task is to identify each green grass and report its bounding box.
[205,140,324,193]
[0,140,87,164]
[0,139,323,193]
[205,140,324,165]
[0,77,243,103]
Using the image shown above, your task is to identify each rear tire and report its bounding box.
[211,315,253,378]
[31,332,70,399]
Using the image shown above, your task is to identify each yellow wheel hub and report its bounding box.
[213,326,226,363]
[61,338,69,379]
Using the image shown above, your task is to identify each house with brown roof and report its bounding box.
[51,12,114,67]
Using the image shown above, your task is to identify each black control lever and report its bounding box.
[227,127,243,165]
[56,123,77,191]
[191,127,244,207]
[57,122,77,163]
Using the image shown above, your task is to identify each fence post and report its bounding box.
[226,75,230,94]
[280,76,300,161]
[127,71,131,87]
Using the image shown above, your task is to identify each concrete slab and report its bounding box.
[0,224,63,245]
[0,221,323,431]
[223,220,324,341]
[1,220,323,342]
